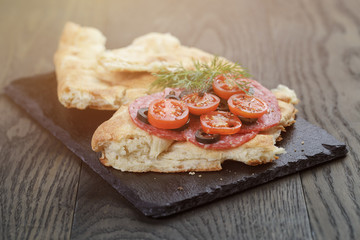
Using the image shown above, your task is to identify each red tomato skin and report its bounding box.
[181,93,220,115]
[148,99,189,129]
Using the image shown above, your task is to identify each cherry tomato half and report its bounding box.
[181,92,220,115]
[212,74,252,99]
[200,111,242,135]
[148,99,189,129]
[228,93,268,118]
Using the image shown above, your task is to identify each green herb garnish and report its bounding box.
[150,56,252,94]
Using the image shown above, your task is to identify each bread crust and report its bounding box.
[91,85,299,172]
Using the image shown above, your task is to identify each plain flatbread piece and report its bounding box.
[54,22,215,110]
[91,85,299,173]
[98,32,214,73]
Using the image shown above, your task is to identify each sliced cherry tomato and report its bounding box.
[181,92,220,115]
[212,74,252,99]
[148,99,189,129]
[228,93,268,118]
[200,111,242,135]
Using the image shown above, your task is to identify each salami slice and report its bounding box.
[237,80,281,133]
[128,91,186,141]
[183,116,258,150]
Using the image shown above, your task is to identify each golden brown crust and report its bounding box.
[278,100,298,127]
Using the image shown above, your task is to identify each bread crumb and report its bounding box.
[177,186,184,191]
[198,175,202,178]
[301,141,304,145]
[220,178,223,181]
[189,172,195,175]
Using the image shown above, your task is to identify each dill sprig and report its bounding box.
[150,56,252,94]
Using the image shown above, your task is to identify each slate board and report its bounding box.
[4,72,348,218]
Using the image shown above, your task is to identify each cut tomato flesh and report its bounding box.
[200,111,242,135]
[181,92,220,115]
[148,99,189,129]
[228,93,268,118]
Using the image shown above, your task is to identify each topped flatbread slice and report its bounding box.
[54,22,215,110]
[91,85,298,173]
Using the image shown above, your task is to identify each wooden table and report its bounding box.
[1,0,359,239]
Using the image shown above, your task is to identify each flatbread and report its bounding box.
[54,22,215,110]
[91,85,298,173]
[98,32,214,73]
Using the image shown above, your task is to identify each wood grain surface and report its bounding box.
[0,0,359,239]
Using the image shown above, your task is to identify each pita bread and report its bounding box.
[54,22,215,110]
[91,85,298,173]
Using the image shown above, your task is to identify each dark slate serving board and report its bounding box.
[4,72,347,218]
